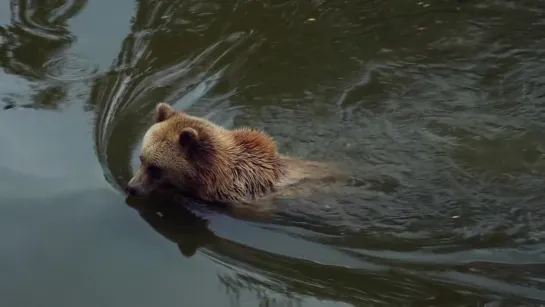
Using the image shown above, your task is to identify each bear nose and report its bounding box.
[125,186,138,196]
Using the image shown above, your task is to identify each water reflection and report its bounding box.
[127,195,218,257]
[0,0,88,109]
[128,195,544,306]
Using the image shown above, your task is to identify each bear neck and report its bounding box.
[197,128,288,203]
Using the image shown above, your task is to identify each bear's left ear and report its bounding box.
[155,103,176,122]
[179,127,199,148]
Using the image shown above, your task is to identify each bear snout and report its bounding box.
[125,184,140,196]
[126,176,149,197]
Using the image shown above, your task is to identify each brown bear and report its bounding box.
[126,103,344,213]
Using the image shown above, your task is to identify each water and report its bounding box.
[2,0,545,306]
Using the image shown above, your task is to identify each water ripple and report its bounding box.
[10,0,86,42]
[42,53,99,82]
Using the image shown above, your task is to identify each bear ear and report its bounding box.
[155,103,176,122]
[179,127,199,148]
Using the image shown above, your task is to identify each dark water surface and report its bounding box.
[2,0,545,306]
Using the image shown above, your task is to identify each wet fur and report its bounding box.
[128,103,343,212]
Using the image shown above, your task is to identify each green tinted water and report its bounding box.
[2,0,545,306]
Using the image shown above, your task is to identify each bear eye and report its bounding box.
[147,165,162,179]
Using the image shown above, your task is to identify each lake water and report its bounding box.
[2,0,545,306]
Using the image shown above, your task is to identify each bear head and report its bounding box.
[126,103,228,198]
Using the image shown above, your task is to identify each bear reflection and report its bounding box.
[126,193,218,257]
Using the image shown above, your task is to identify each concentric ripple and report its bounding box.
[42,53,100,82]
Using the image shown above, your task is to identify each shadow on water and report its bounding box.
[2,0,545,306]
